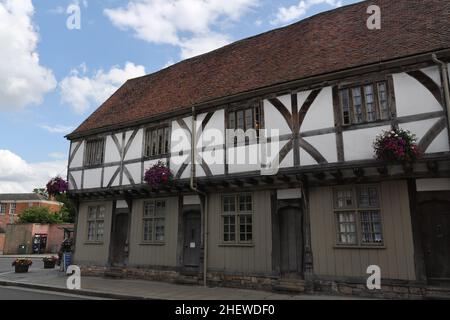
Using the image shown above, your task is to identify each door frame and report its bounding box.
[108,203,131,267]
[272,197,304,278]
[177,203,203,271]
[409,181,450,283]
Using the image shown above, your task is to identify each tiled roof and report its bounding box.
[70,0,450,137]
[0,194,49,201]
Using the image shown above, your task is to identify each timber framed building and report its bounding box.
[66,0,450,298]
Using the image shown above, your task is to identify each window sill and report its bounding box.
[85,241,104,245]
[140,242,165,246]
[219,243,254,248]
[334,245,386,250]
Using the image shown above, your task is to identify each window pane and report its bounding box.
[364,85,376,122]
[228,112,236,129]
[360,210,383,244]
[97,222,104,241]
[237,111,244,130]
[155,200,166,216]
[223,196,236,212]
[144,201,155,217]
[351,87,363,123]
[88,222,95,241]
[335,189,354,209]
[155,218,165,241]
[223,215,236,242]
[164,128,170,154]
[98,206,105,220]
[143,219,153,242]
[339,89,351,125]
[336,212,357,244]
[88,207,96,220]
[378,82,389,120]
[358,186,380,208]
[239,195,252,212]
[245,108,253,130]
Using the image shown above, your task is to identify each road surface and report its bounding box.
[0,286,103,300]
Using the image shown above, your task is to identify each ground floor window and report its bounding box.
[143,200,166,243]
[87,205,105,242]
[222,194,253,244]
[334,185,383,246]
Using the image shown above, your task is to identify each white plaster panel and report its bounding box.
[184,195,201,205]
[425,129,450,154]
[227,141,286,174]
[171,119,191,152]
[69,141,84,168]
[122,173,130,186]
[300,148,317,166]
[200,110,224,148]
[104,166,120,187]
[393,72,443,117]
[125,162,142,184]
[279,149,294,169]
[194,165,206,178]
[105,135,121,163]
[83,168,102,189]
[343,126,391,161]
[421,66,441,86]
[263,99,292,137]
[170,155,190,179]
[300,87,334,132]
[69,170,82,190]
[400,118,443,148]
[303,133,338,164]
[201,149,225,176]
[116,200,128,209]
[124,129,143,161]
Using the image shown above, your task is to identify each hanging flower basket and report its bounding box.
[46,177,68,197]
[144,161,174,189]
[373,128,422,164]
[12,259,32,273]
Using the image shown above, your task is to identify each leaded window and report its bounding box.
[143,200,166,243]
[222,194,253,244]
[87,206,105,242]
[144,127,170,157]
[334,185,384,246]
[84,139,105,167]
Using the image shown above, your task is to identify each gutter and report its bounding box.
[189,107,209,287]
[432,54,450,138]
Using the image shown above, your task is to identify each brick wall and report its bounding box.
[0,201,62,230]
[0,233,5,255]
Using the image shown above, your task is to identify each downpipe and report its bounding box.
[432,54,450,138]
[190,107,209,287]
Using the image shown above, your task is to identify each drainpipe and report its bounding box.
[432,54,450,137]
[190,107,209,287]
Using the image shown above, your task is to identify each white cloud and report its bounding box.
[0,0,57,111]
[0,150,67,193]
[48,152,67,160]
[271,0,342,25]
[104,0,259,59]
[40,124,75,134]
[60,62,146,114]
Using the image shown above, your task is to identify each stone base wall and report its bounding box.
[79,265,450,300]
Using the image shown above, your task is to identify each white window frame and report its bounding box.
[87,205,105,243]
[142,200,166,244]
[221,194,253,245]
[9,203,16,215]
[333,185,384,247]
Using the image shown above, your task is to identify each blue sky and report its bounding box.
[0,0,361,192]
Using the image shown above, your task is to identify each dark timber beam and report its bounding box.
[353,168,365,178]
[426,161,439,174]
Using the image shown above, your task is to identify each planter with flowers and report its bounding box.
[374,128,422,169]
[46,176,68,197]
[12,259,33,273]
[43,256,58,269]
[144,161,174,189]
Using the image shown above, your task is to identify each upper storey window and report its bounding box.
[84,138,105,167]
[339,81,390,125]
[144,126,170,157]
[227,102,263,145]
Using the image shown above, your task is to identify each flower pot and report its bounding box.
[15,265,30,273]
[44,261,56,269]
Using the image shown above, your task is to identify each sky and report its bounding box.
[0,0,362,193]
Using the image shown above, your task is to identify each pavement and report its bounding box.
[0,286,103,300]
[0,263,361,300]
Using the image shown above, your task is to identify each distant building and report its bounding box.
[0,194,63,229]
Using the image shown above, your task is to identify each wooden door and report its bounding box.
[279,206,303,277]
[110,211,129,266]
[419,199,450,281]
[183,211,202,269]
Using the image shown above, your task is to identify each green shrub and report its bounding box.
[18,207,62,224]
